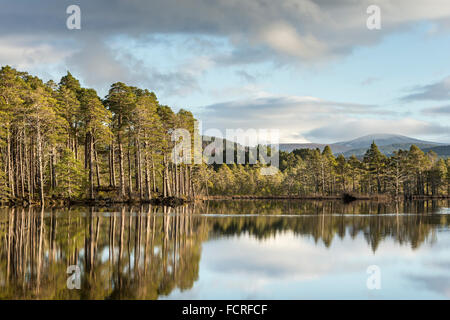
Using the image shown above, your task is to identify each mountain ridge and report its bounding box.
[279,133,448,156]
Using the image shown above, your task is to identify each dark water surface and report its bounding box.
[1,200,450,299]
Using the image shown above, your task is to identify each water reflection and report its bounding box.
[0,200,449,299]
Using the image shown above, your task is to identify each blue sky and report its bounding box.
[1,0,450,143]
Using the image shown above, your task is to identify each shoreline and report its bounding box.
[203,195,450,200]
[2,193,450,208]
[1,196,193,208]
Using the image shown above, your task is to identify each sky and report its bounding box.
[1,0,450,143]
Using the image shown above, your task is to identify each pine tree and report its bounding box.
[79,88,112,198]
[54,148,87,199]
[364,142,386,194]
[348,155,361,192]
[105,83,136,197]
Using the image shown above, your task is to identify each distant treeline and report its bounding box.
[207,143,450,199]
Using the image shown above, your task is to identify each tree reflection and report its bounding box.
[0,200,449,299]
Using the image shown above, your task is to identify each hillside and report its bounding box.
[279,134,446,156]
[422,145,450,157]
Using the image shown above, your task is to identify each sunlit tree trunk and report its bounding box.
[93,142,100,188]
[117,127,125,197]
[36,122,44,206]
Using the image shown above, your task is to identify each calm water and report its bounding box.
[1,200,450,299]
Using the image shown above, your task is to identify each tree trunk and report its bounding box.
[144,149,151,200]
[19,131,25,198]
[117,129,125,197]
[6,128,15,198]
[135,137,142,199]
[36,122,44,206]
[111,140,116,187]
[127,136,133,198]
[151,154,157,193]
[87,133,94,199]
[163,154,172,197]
[94,142,101,188]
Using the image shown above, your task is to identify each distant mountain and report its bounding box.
[334,134,439,150]
[204,134,449,158]
[279,134,447,157]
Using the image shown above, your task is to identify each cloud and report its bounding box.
[199,94,388,142]
[258,22,328,60]
[401,76,450,101]
[39,36,212,96]
[423,105,450,115]
[2,0,450,95]
[0,36,71,70]
[361,77,380,86]
[198,94,450,142]
[235,70,257,83]
[202,95,378,118]
[304,118,450,142]
[407,274,450,298]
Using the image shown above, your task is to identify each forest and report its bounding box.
[0,66,198,205]
[208,143,450,200]
[1,65,449,206]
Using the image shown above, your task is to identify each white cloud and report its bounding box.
[198,94,410,143]
[258,22,327,60]
[0,36,72,70]
[197,93,450,143]
[305,117,450,142]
